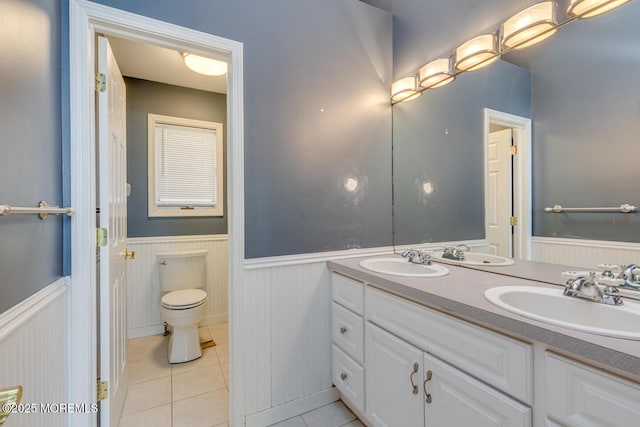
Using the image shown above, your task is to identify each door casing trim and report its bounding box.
[68,1,245,425]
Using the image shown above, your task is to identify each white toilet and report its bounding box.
[157,250,208,364]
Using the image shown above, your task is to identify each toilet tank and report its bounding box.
[156,250,208,292]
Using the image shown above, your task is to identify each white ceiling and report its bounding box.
[107,36,227,94]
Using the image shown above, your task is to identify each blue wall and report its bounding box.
[0,0,392,314]
[92,0,394,258]
[391,0,640,245]
[519,4,640,242]
[125,77,228,237]
[393,61,531,245]
[0,0,62,313]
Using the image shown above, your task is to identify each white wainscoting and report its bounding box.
[531,237,640,268]
[126,234,228,338]
[0,278,69,427]
[240,241,492,425]
[242,246,393,426]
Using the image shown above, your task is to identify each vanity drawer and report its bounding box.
[366,286,533,404]
[332,302,364,363]
[333,344,365,413]
[332,273,364,315]
[545,353,640,427]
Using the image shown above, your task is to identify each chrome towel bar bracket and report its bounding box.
[0,201,75,220]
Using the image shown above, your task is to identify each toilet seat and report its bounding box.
[161,289,207,310]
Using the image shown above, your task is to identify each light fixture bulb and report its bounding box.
[391,76,422,104]
[568,0,630,18]
[502,1,558,50]
[182,53,228,76]
[454,34,499,72]
[418,58,455,90]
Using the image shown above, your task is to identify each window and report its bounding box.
[148,114,224,217]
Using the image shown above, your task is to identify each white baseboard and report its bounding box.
[245,388,340,427]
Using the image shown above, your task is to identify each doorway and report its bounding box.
[69,2,245,426]
[483,108,532,261]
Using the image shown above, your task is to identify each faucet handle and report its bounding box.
[562,270,597,279]
[596,276,625,287]
[597,264,622,274]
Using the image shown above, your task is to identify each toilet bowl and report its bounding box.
[157,250,208,364]
[161,289,208,363]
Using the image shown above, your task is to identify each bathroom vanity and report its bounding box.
[328,256,640,427]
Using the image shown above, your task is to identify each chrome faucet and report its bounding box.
[597,264,640,291]
[563,274,624,306]
[401,248,432,265]
[442,244,469,261]
[619,264,640,290]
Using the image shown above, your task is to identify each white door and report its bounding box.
[487,128,513,257]
[365,324,424,427]
[423,353,531,427]
[97,35,128,427]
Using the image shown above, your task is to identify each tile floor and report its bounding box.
[120,323,363,427]
[119,323,229,427]
[267,401,364,427]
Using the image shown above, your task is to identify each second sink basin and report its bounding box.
[360,258,449,278]
[484,285,640,340]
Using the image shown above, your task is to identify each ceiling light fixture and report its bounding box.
[182,53,228,76]
[418,58,456,90]
[502,1,558,50]
[391,76,422,104]
[454,34,499,72]
[567,0,630,18]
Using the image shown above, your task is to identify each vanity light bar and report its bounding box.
[568,0,631,18]
[390,76,422,104]
[390,0,631,103]
[502,1,558,50]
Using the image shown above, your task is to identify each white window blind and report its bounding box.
[154,123,218,207]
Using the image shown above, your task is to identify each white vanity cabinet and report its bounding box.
[365,323,425,427]
[331,273,365,413]
[366,323,531,427]
[364,289,531,427]
[544,353,640,427]
[330,266,640,427]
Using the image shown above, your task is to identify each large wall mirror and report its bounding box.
[392,1,640,281]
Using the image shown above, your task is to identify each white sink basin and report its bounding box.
[430,252,514,266]
[484,286,640,340]
[360,258,449,278]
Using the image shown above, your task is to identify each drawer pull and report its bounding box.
[340,372,348,381]
[339,326,348,334]
[424,370,433,404]
[410,362,419,394]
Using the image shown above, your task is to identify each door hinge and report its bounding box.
[510,145,518,155]
[510,216,518,226]
[95,72,107,92]
[96,228,108,247]
[97,380,108,401]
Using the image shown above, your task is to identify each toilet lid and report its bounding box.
[161,289,207,309]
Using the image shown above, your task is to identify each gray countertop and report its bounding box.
[328,255,640,381]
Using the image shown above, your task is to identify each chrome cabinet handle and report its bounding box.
[410,363,419,395]
[423,370,433,404]
[340,372,348,381]
[339,326,348,334]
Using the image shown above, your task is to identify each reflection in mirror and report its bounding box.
[392,1,640,284]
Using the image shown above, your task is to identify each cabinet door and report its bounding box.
[423,353,531,427]
[366,323,424,427]
[545,353,640,427]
